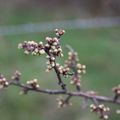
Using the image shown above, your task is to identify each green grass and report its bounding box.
[0,27,120,120]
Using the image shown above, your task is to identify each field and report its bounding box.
[0,27,120,120]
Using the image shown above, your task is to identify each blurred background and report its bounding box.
[0,0,120,120]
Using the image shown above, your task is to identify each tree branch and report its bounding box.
[9,81,120,105]
[1,29,119,119]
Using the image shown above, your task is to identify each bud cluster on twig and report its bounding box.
[56,96,72,108]
[26,79,40,89]
[64,50,86,90]
[0,29,120,120]
[11,70,21,81]
[113,85,120,101]
[0,74,9,89]
[90,104,110,119]
[18,41,45,55]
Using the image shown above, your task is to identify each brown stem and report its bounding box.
[44,47,66,91]
[54,65,66,91]
[64,95,72,104]
[9,81,120,105]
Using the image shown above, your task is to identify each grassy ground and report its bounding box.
[0,27,120,120]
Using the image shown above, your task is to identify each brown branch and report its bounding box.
[44,47,66,91]
[53,65,66,91]
[9,81,120,105]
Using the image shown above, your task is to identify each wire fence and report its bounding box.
[0,17,120,36]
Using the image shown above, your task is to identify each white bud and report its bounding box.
[54,49,58,53]
[46,55,50,59]
[76,64,82,68]
[104,115,109,120]
[39,41,43,45]
[53,42,58,46]
[24,50,29,55]
[35,48,38,53]
[51,62,55,67]
[5,82,9,86]
[77,70,81,74]
[45,44,50,48]
[36,84,40,88]
[33,79,38,83]
[32,52,37,55]
[51,57,55,61]
[40,49,45,54]
[82,65,86,69]
[51,46,56,49]
[18,43,23,49]
[60,53,64,57]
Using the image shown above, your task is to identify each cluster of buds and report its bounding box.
[46,58,70,76]
[18,41,45,55]
[45,30,65,72]
[11,70,21,81]
[65,52,86,75]
[46,55,56,72]
[18,29,65,73]
[55,29,65,37]
[56,96,72,108]
[55,63,70,76]
[90,104,110,119]
[20,79,40,94]
[70,76,81,87]
[64,51,86,88]
[0,74,9,89]
[76,63,86,75]
[26,79,40,89]
[45,37,63,57]
[112,85,120,101]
